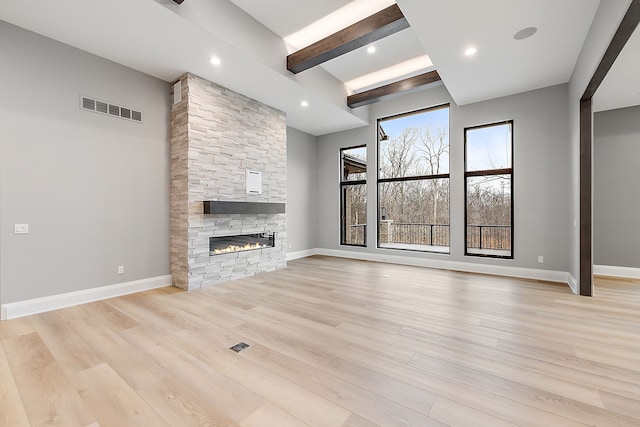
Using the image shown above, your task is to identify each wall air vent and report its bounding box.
[80,96,143,123]
[108,104,120,116]
[96,101,108,114]
[82,97,95,110]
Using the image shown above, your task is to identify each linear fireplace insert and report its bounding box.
[209,232,275,255]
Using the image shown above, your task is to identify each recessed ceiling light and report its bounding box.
[210,56,221,66]
[514,27,538,41]
[464,46,477,57]
[367,45,377,54]
[301,100,309,107]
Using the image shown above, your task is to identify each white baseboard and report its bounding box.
[1,275,172,321]
[287,248,318,261]
[594,265,640,279]
[568,274,578,294]
[313,248,571,285]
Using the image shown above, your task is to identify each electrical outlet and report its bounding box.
[117,265,124,274]
[14,224,29,234]
[289,243,292,249]
[537,256,544,264]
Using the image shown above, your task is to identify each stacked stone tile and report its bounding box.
[170,73,287,290]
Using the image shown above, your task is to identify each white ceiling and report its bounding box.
[397,0,601,105]
[0,0,634,136]
[229,0,354,42]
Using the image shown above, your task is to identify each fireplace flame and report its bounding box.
[213,242,267,255]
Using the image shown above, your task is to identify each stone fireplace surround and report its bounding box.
[170,73,287,290]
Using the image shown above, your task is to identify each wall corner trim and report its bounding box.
[594,265,640,279]
[0,275,172,321]
[568,274,578,294]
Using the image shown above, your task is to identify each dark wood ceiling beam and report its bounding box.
[287,4,409,74]
[347,70,441,108]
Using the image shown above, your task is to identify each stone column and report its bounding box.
[170,73,287,290]
[379,220,393,244]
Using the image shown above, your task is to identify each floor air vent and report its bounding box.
[80,96,143,123]
[230,342,250,353]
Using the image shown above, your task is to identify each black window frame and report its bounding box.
[376,104,451,253]
[340,145,367,247]
[464,120,514,259]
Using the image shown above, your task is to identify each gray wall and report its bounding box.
[0,21,170,305]
[594,105,640,268]
[317,84,571,272]
[287,127,317,253]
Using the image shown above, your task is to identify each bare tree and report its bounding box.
[381,127,419,178]
[419,126,449,222]
[380,128,420,219]
[379,125,452,225]
[419,126,448,175]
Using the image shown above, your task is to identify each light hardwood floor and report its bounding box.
[1,255,640,426]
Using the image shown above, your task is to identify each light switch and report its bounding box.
[14,224,29,234]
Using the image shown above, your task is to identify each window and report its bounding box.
[340,146,367,246]
[464,121,513,258]
[377,105,450,252]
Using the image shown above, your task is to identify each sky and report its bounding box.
[466,124,512,171]
[344,146,366,161]
[381,106,449,140]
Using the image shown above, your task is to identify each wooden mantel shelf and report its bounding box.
[203,201,286,215]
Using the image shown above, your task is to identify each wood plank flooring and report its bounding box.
[1,255,639,426]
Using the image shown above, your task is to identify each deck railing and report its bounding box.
[371,222,512,250]
[387,223,450,247]
[466,225,511,250]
